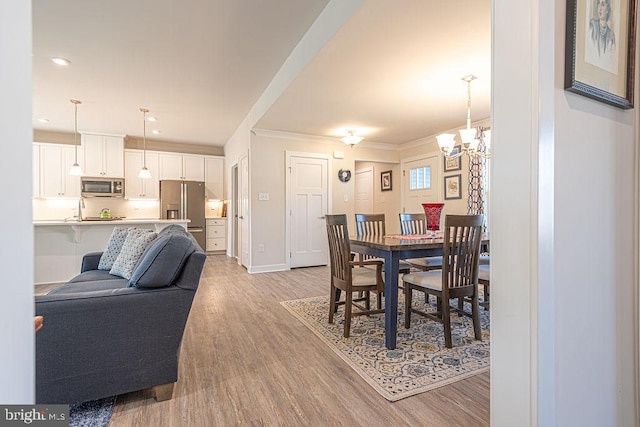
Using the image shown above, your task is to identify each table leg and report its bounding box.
[384,251,399,349]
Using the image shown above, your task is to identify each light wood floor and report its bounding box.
[109,255,490,426]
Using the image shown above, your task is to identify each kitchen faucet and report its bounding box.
[77,197,85,221]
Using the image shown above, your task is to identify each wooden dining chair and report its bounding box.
[403,214,484,348]
[398,213,443,272]
[478,264,490,310]
[354,213,412,274]
[325,214,385,338]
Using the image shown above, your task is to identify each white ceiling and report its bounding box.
[32,0,491,148]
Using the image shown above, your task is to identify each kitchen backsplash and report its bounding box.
[33,198,224,220]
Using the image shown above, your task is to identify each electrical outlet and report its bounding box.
[258,244,265,252]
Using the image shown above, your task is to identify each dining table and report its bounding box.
[349,233,489,350]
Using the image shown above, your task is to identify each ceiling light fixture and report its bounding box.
[51,57,70,66]
[437,75,491,160]
[38,118,50,123]
[340,130,364,146]
[151,130,161,135]
[69,99,83,176]
[139,108,152,179]
[147,117,157,122]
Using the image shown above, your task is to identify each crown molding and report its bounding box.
[252,128,401,151]
[400,117,491,151]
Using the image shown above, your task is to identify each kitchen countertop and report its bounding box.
[33,219,190,226]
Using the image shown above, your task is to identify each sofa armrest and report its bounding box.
[81,252,103,272]
[35,286,197,403]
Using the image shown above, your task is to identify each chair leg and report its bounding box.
[329,285,337,324]
[364,290,371,311]
[376,291,382,310]
[344,291,353,338]
[443,298,453,348]
[484,284,490,310]
[472,294,482,341]
[404,284,412,328]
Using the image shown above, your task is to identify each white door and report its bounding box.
[355,167,374,213]
[289,154,329,268]
[401,154,441,213]
[238,154,249,268]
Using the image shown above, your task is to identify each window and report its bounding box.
[409,166,431,190]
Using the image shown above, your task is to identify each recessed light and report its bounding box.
[152,130,161,135]
[51,57,70,66]
[147,117,157,122]
[38,118,50,123]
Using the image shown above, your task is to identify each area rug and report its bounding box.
[69,396,116,427]
[280,294,490,401]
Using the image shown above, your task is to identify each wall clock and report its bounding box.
[338,169,351,182]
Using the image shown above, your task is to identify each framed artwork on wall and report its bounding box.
[381,170,392,191]
[443,145,462,172]
[564,0,637,109]
[444,174,462,200]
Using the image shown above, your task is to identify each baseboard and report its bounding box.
[247,264,288,274]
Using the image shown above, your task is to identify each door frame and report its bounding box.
[230,163,239,259]
[285,151,332,270]
[238,153,250,268]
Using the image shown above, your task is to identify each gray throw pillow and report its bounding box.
[128,233,195,288]
[98,226,133,270]
[109,228,158,280]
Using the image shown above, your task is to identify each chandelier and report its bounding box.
[437,75,491,160]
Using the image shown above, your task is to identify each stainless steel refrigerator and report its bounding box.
[160,180,206,250]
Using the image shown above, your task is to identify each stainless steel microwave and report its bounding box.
[81,177,125,197]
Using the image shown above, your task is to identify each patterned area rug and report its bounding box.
[69,396,115,427]
[280,294,490,401]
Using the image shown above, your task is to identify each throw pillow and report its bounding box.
[109,228,158,280]
[98,226,133,270]
[128,233,195,288]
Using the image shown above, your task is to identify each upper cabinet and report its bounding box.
[82,133,124,177]
[35,143,83,198]
[205,156,224,199]
[124,150,160,199]
[159,153,205,181]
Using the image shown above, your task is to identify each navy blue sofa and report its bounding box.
[35,224,206,404]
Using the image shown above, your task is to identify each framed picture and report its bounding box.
[381,170,392,191]
[443,145,462,172]
[564,0,637,109]
[444,174,462,200]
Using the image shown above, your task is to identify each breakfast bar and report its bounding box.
[34,219,189,285]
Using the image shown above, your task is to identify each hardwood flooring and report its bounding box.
[109,255,490,426]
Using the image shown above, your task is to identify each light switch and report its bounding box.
[258,193,270,201]
[343,194,349,202]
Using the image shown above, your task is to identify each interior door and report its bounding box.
[402,154,441,213]
[239,154,249,268]
[289,154,329,268]
[355,166,374,213]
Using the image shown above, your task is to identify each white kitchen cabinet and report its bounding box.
[206,218,227,252]
[124,149,160,199]
[159,153,205,181]
[205,156,224,199]
[33,145,41,198]
[82,133,124,177]
[38,143,83,198]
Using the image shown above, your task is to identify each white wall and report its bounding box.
[0,1,34,403]
[355,161,402,235]
[493,0,638,426]
[248,131,400,270]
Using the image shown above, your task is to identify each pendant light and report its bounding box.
[139,108,151,179]
[69,99,83,176]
